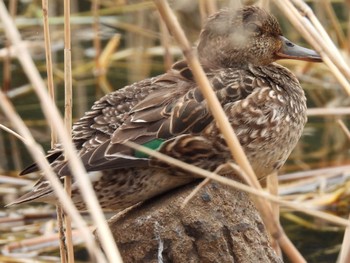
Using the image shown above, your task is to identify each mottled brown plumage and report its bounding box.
[10,6,321,210]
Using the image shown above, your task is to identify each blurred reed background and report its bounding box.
[0,0,349,262]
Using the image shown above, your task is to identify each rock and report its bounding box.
[105,181,283,263]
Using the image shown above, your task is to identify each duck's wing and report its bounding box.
[21,61,259,177]
[19,75,159,175]
[19,60,203,175]
[58,67,262,175]
[57,63,215,175]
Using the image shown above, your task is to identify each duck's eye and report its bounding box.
[245,23,262,35]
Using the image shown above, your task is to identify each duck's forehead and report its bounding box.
[262,14,282,35]
[206,7,282,35]
[242,7,282,35]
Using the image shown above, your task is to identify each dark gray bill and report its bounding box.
[276,36,322,62]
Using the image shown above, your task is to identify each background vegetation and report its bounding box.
[0,0,349,262]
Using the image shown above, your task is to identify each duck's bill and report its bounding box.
[275,36,322,62]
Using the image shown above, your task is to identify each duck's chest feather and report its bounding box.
[205,63,307,177]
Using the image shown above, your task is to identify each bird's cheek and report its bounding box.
[274,40,283,57]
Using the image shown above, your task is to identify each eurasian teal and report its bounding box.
[11,6,322,210]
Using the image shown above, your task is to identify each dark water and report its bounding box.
[282,216,344,263]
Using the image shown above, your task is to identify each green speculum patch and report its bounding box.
[134,139,166,158]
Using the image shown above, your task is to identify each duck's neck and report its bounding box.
[250,63,306,117]
[252,63,303,93]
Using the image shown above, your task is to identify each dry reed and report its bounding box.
[0,0,121,262]
[272,1,350,262]
[63,0,74,260]
[125,141,350,227]
[154,0,306,261]
[0,0,349,262]
[0,91,107,262]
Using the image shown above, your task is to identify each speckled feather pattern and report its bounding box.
[12,6,314,211]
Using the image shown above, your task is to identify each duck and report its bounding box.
[10,6,322,211]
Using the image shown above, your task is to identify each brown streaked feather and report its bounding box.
[22,60,259,178]
[64,69,256,174]
[19,63,186,176]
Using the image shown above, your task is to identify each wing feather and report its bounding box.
[21,61,259,178]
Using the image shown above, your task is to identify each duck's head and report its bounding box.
[197,6,322,68]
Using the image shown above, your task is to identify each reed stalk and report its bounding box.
[125,141,350,228]
[0,1,122,262]
[63,0,74,261]
[337,119,350,263]
[274,0,350,96]
[153,1,305,262]
[0,90,107,263]
[42,0,57,146]
[159,16,173,70]
[41,1,69,261]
